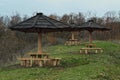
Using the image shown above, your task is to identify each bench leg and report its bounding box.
[30,60,32,67]
[95,50,98,53]
[56,60,60,66]
[26,60,29,67]
[54,60,57,66]
[27,60,33,67]
[25,60,27,67]
[80,50,82,53]
[101,50,103,53]
[50,60,56,66]
[85,50,88,54]
[21,61,25,66]
[38,60,43,67]
[20,61,24,66]
[43,60,48,66]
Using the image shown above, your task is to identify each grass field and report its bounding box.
[0,41,120,80]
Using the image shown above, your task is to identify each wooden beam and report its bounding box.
[38,32,42,54]
[89,31,92,44]
[71,32,75,40]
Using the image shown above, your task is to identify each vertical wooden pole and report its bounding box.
[38,32,42,54]
[89,31,92,44]
[71,32,75,40]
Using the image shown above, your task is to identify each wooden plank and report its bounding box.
[80,48,103,50]
[80,48,103,54]
[38,32,42,54]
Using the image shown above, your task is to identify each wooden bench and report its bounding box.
[80,48,103,54]
[32,58,50,67]
[18,58,33,67]
[49,58,61,66]
[18,57,61,67]
[65,40,80,46]
[33,58,61,67]
[18,58,51,67]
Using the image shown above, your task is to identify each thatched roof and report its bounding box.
[10,13,72,33]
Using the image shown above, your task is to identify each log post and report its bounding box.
[38,32,42,54]
[89,31,93,44]
[71,32,75,40]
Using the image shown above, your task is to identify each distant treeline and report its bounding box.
[0,11,120,66]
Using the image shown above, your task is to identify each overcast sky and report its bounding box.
[0,0,120,17]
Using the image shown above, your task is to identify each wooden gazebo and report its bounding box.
[10,13,73,54]
[78,20,110,54]
[78,20,110,44]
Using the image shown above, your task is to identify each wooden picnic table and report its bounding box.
[18,58,50,67]
[18,57,61,67]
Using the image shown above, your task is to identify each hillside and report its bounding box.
[0,41,120,80]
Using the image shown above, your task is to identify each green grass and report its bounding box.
[0,41,120,80]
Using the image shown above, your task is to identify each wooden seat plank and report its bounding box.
[80,48,103,54]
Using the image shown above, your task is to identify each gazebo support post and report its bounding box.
[71,32,75,40]
[38,32,43,54]
[89,31,93,44]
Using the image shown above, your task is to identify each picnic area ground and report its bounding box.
[0,41,120,80]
